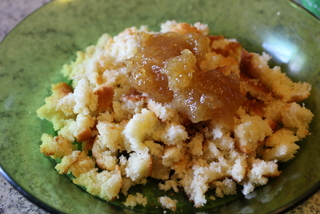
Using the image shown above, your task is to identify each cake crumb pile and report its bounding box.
[37,21,313,211]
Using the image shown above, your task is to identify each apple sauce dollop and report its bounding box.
[128,31,244,124]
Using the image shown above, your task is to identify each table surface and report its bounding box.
[0,0,319,213]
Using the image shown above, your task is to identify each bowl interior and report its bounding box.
[0,0,319,213]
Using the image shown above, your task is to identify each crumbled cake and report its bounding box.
[37,20,314,211]
[123,193,148,207]
[159,196,178,211]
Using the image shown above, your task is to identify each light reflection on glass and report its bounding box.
[289,54,306,75]
[262,33,305,75]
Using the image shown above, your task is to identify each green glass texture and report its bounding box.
[0,0,319,213]
[301,0,320,17]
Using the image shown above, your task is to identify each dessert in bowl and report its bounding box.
[0,0,319,213]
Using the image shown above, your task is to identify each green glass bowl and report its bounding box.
[0,0,319,213]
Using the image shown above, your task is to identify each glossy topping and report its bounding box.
[129,31,244,124]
